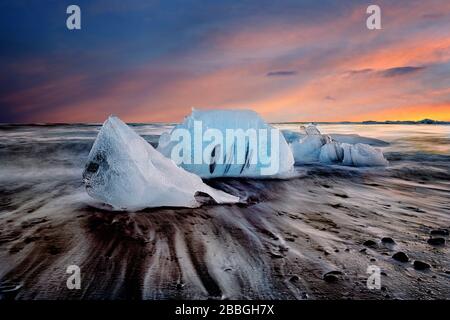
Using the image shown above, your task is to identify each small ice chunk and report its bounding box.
[341,143,389,167]
[290,124,388,166]
[157,109,294,178]
[83,116,239,210]
[290,135,326,163]
[301,124,321,135]
[319,136,344,164]
[282,130,389,147]
[290,124,327,163]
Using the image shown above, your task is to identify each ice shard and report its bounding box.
[83,116,239,210]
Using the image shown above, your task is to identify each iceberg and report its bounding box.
[157,109,294,178]
[290,124,388,166]
[83,116,239,210]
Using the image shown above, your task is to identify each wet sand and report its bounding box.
[0,124,449,299]
[0,166,449,299]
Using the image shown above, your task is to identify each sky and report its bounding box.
[0,0,449,123]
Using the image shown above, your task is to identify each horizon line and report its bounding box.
[1,119,449,126]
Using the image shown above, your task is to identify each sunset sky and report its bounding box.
[0,0,449,123]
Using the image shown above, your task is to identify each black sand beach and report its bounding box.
[0,124,449,299]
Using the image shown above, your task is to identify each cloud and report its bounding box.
[347,66,426,79]
[266,70,297,77]
[346,69,374,76]
[1,0,450,123]
[380,66,426,77]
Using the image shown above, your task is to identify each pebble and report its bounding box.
[176,282,185,290]
[381,237,395,244]
[430,229,449,236]
[363,240,377,247]
[427,237,445,246]
[413,261,431,270]
[323,274,339,283]
[392,251,409,262]
[323,270,343,283]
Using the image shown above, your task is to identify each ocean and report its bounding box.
[0,123,449,299]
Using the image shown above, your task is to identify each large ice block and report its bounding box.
[157,109,294,178]
[83,116,239,210]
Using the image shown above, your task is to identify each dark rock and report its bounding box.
[427,237,445,246]
[176,282,185,290]
[363,240,377,247]
[289,275,300,282]
[323,274,339,283]
[323,270,343,283]
[381,237,395,244]
[392,251,409,262]
[430,229,449,236]
[413,261,431,270]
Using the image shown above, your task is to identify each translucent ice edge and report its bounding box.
[83,116,239,210]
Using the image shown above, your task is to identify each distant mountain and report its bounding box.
[274,119,450,125]
[362,119,450,125]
